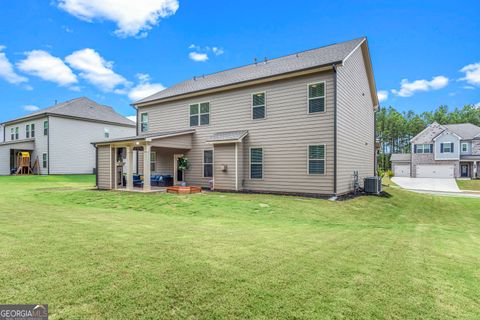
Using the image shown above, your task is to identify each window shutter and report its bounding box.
[440,143,443,153]
[430,144,433,153]
[414,145,417,153]
[451,143,454,152]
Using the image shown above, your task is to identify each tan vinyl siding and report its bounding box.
[214,143,236,190]
[97,145,112,189]
[336,45,375,194]
[137,72,335,195]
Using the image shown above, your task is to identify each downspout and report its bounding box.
[374,107,378,175]
[95,145,98,187]
[47,115,50,175]
[333,64,338,196]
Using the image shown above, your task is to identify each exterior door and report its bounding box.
[173,154,184,185]
[461,164,469,178]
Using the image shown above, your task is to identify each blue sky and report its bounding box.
[0,0,479,123]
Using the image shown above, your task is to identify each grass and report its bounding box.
[0,175,480,319]
[456,179,480,191]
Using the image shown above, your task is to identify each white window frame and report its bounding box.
[42,153,48,169]
[202,149,214,178]
[31,123,35,138]
[251,91,266,120]
[307,81,327,114]
[26,124,30,139]
[249,147,264,180]
[307,144,326,175]
[43,120,48,136]
[104,128,110,138]
[10,128,14,141]
[150,151,156,172]
[140,113,148,132]
[415,144,432,154]
[461,142,468,153]
[190,101,210,127]
[15,127,19,140]
[442,142,453,153]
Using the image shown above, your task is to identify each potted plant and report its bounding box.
[177,156,189,186]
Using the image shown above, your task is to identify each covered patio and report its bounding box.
[460,155,480,179]
[95,129,194,192]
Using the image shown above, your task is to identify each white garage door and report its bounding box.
[394,164,410,177]
[416,165,454,178]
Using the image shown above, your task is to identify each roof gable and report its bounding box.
[134,37,368,106]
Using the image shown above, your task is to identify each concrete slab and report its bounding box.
[392,177,460,192]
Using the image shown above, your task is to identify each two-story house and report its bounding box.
[0,97,136,175]
[391,122,480,179]
[93,37,379,197]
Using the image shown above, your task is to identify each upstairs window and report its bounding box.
[250,148,263,179]
[15,127,19,140]
[10,128,14,140]
[203,150,213,178]
[26,124,30,138]
[414,144,433,154]
[308,82,325,113]
[461,143,468,152]
[441,142,453,153]
[104,128,110,138]
[308,145,326,174]
[31,124,35,138]
[43,120,48,136]
[252,92,266,119]
[140,113,148,132]
[190,102,210,126]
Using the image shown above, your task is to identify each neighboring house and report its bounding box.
[391,122,480,179]
[0,97,136,175]
[94,37,379,196]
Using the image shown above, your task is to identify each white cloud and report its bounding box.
[17,50,77,86]
[0,46,28,84]
[57,0,179,38]
[459,62,480,86]
[391,76,449,97]
[23,105,39,112]
[377,90,388,102]
[65,48,128,91]
[189,52,208,62]
[475,102,480,108]
[126,115,137,122]
[127,73,165,101]
[212,47,224,56]
[463,85,475,90]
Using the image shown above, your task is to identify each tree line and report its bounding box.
[376,104,480,169]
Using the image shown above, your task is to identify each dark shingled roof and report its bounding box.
[443,123,480,140]
[3,97,135,127]
[134,37,366,105]
[390,154,411,162]
[207,130,249,143]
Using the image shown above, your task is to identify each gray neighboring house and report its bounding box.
[0,97,136,175]
[94,37,379,196]
[391,122,480,179]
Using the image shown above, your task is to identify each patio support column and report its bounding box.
[474,161,477,179]
[126,146,134,190]
[143,144,151,191]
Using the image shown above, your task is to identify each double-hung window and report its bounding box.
[414,144,433,154]
[42,153,48,168]
[308,145,325,174]
[252,92,266,119]
[250,148,263,179]
[308,82,326,113]
[203,150,213,178]
[104,128,110,138]
[10,128,14,140]
[43,121,48,136]
[31,124,35,138]
[140,113,148,132]
[190,102,210,126]
[26,125,30,138]
[441,142,453,153]
[461,143,468,153]
[150,151,156,172]
[15,127,19,140]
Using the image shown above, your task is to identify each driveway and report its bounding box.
[392,177,460,192]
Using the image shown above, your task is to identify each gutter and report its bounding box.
[333,64,338,196]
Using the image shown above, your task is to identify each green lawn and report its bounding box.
[1,176,479,319]
[456,179,480,191]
